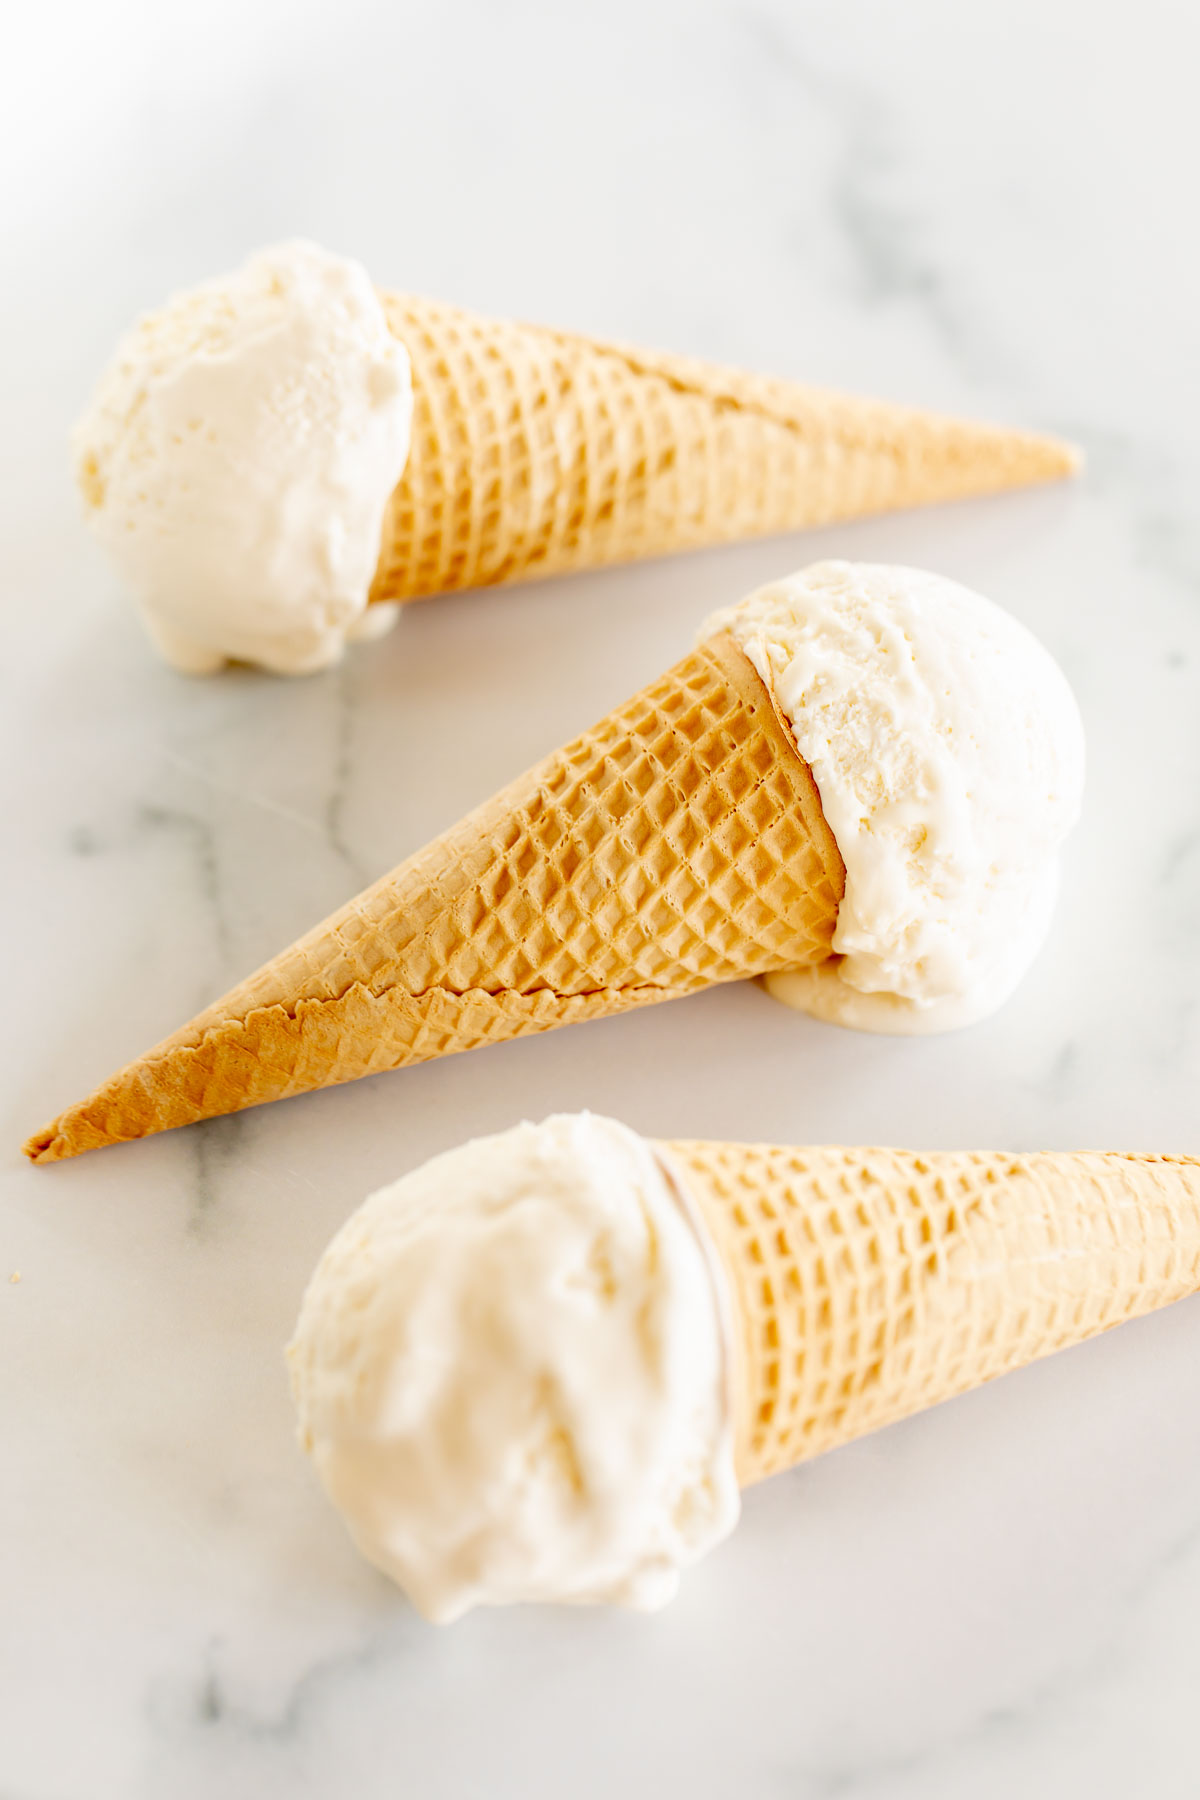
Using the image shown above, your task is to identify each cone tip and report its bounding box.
[991,423,1081,484]
[1046,433,1084,478]
[22,1103,116,1165]
[23,1122,65,1165]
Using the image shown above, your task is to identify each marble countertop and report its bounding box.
[4,2,1200,1795]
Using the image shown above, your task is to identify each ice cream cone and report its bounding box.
[369,294,1079,605]
[660,1140,1200,1486]
[26,633,844,1162]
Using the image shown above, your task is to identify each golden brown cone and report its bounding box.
[661,1140,1200,1487]
[26,635,844,1162]
[369,294,1080,604]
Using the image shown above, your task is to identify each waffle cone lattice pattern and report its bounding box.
[27,636,844,1161]
[664,1141,1200,1487]
[369,294,1078,603]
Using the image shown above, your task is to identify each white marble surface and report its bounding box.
[4,1,1200,1794]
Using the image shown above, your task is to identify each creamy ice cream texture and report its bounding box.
[73,241,412,675]
[703,561,1085,1034]
[288,1114,739,1623]
[290,1115,1200,1621]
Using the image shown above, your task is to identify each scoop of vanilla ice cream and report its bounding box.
[703,562,1085,1034]
[288,1114,739,1622]
[73,241,412,674]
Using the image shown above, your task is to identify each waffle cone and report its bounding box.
[26,636,844,1163]
[661,1140,1200,1486]
[369,294,1079,604]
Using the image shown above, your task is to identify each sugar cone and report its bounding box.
[26,635,844,1162]
[369,294,1079,605]
[660,1140,1200,1486]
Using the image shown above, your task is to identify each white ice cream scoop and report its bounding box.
[703,562,1086,1034]
[288,1114,739,1622]
[73,241,413,675]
